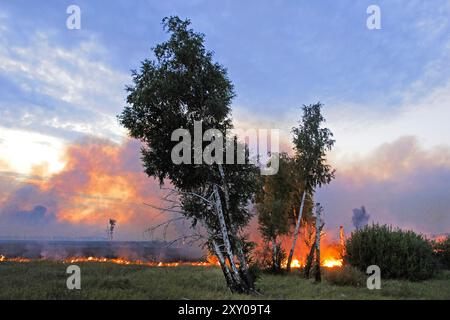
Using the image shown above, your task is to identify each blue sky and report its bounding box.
[2,0,448,106]
[1,1,450,237]
[1,1,450,152]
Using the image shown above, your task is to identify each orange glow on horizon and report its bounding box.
[3,139,168,233]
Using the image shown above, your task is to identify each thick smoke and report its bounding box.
[0,138,191,242]
[0,240,204,262]
[317,136,450,235]
[6,205,56,228]
[352,206,370,230]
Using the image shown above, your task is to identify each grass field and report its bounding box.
[0,261,449,299]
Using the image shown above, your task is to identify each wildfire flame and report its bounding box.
[291,259,301,268]
[0,255,31,263]
[0,255,211,267]
[286,257,343,269]
[1,253,342,270]
[322,258,343,268]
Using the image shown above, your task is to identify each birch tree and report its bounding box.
[286,103,335,271]
[256,153,293,272]
[313,203,323,282]
[119,16,259,293]
[303,218,324,278]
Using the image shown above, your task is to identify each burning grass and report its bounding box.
[285,257,343,269]
[0,260,448,299]
[0,253,342,269]
[0,254,212,267]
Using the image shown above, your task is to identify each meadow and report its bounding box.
[0,261,449,300]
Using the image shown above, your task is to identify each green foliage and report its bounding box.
[345,224,437,280]
[119,16,260,293]
[433,236,450,270]
[256,154,294,242]
[289,103,335,223]
[324,265,365,287]
[119,16,259,229]
[286,103,335,272]
[256,154,314,272]
[255,243,286,273]
[292,102,335,193]
[119,16,234,188]
[247,262,263,283]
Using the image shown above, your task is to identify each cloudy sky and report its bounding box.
[0,0,449,239]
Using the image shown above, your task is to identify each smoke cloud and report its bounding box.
[1,135,449,244]
[0,138,181,240]
[351,206,370,230]
[317,136,450,235]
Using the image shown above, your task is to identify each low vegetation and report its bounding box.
[345,224,437,280]
[324,265,365,287]
[434,236,450,270]
[0,262,449,299]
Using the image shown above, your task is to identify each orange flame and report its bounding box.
[275,227,344,269]
[285,257,343,269]
[0,254,211,267]
[290,259,301,268]
[322,258,343,268]
[0,255,31,263]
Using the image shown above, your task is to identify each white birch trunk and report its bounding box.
[271,237,279,270]
[217,164,252,288]
[314,205,322,282]
[212,183,243,286]
[212,239,235,289]
[315,208,321,255]
[287,191,307,271]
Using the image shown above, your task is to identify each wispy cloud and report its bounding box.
[0,18,129,142]
[0,12,131,176]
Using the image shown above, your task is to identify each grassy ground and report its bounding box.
[0,261,449,299]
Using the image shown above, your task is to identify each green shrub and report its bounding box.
[247,262,263,282]
[344,224,437,281]
[434,236,450,270]
[324,265,365,287]
[255,244,286,274]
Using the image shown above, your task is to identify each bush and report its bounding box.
[255,244,286,274]
[247,262,263,282]
[434,236,450,270]
[324,265,365,287]
[344,224,437,281]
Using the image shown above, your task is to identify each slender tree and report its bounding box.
[303,218,324,278]
[256,153,293,272]
[286,102,335,271]
[313,203,324,282]
[119,16,258,293]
